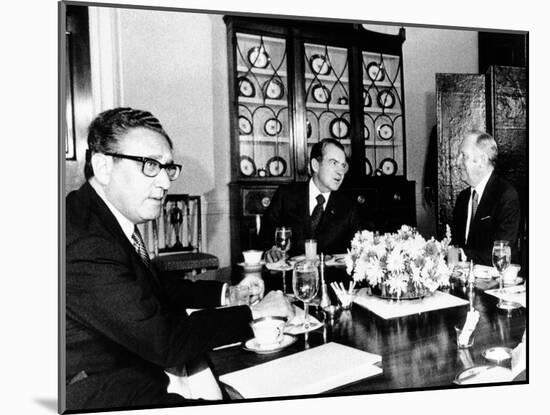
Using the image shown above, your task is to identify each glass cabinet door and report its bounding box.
[302,43,351,169]
[361,51,404,177]
[235,33,292,179]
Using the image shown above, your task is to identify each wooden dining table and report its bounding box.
[201,264,527,400]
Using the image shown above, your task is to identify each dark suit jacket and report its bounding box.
[451,171,521,266]
[258,181,361,257]
[65,182,253,411]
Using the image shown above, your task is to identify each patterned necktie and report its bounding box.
[467,189,479,243]
[310,194,325,236]
[132,226,151,268]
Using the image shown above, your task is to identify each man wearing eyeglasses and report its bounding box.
[65,108,294,411]
[260,138,361,261]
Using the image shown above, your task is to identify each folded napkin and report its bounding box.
[458,310,479,346]
[284,305,323,335]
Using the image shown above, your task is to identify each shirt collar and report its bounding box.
[473,169,493,201]
[89,178,136,242]
[309,178,330,214]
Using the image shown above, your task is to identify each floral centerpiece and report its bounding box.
[344,225,452,300]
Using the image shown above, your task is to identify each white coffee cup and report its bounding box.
[503,264,521,283]
[242,249,263,265]
[249,316,285,347]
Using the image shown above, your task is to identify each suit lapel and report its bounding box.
[470,172,497,236]
[293,182,311,237]
[318,192,337,231]
[81,183,164,292]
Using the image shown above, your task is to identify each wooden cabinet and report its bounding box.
[225,17,416,262]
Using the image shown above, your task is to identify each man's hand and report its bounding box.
[250,290,295,321]
[238,273,265,305]
[264,246,284,263]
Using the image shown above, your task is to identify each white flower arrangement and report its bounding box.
[345,225,452,299]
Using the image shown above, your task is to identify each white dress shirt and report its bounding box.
[464,170,492,242]
[309,179,331,215]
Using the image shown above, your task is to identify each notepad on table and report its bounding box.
[219,342,382,399]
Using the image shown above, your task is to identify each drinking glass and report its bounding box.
[275,227,292,263]
[275,227,292,293]
[292,260,319,331]
[492,240,514,310]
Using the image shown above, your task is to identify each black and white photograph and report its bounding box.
[4,0,548,414]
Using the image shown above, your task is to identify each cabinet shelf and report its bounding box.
[306,102,350,111]
[238,65,288,77]
[308,138,351,144]
[304,73,349,83]
[363,107,401,115]
[363,80,401,88]
[240,136,290,143]
[364,141,401,147]
[238,97,288,107]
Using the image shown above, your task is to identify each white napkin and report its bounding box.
[458,310,479,346]
[284,305,323,335]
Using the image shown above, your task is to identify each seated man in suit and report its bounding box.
[259,138,361,262]
[451,130,521,265]
[65,107,294,411]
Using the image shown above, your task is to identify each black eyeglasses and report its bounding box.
[104,152,182,181]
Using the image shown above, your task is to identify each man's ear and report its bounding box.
[91,153,113,185]
[311,157,320,174]
[478,151,489,166]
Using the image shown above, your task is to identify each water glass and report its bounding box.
[230,285,250,306]
[292,260,319,331]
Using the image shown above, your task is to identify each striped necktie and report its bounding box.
[132,226,151,268]
[310,194,325,236]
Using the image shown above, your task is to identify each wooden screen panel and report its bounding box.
[435,73,486,236]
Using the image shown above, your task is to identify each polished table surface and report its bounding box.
[204,265,527,398]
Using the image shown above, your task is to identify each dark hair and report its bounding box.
[309,138,346,170]
[467,130,498,166]
[84,107,172,179]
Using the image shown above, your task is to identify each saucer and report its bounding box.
[482,347,513,363]
[265,260,295,272]
[453,365,513,385]
[474,265,500,279]
[237,261,265,272]
[243,334,297,354]
[503,277,524,286]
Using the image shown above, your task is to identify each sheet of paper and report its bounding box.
[219,342,382,399]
